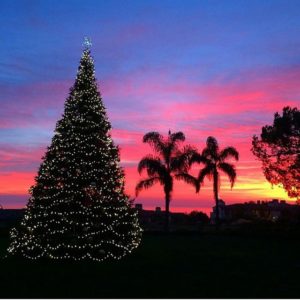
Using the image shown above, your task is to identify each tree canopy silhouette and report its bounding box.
[252,106,300,199]
[177,136,239,225]
[136,131,194,231]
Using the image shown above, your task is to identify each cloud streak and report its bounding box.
[1,0,299,211]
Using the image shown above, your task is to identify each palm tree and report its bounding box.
[136,131,194,232]
[177,136,239,225]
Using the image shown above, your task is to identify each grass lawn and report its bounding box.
[0,233,300,298]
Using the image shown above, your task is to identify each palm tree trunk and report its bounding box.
[165,192,170,232]
[213,170,219,226]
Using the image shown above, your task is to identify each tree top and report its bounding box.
[83,37,92,50]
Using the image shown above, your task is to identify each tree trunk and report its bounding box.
[165,192,170,233]
[213,170,219,226]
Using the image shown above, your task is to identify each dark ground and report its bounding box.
[0,233,300,298]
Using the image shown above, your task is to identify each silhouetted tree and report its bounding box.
[252,106,300,199]
[136,131,194,232]
[177,136,239,225]
[188,211,210,225]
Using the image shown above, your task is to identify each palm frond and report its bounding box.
[169,131,185,143]
[219,146,239,162]
[171,145,197,172]
[203,136,219,160]
[201,148,211,159]
[189,151,209,167]
[163,131,186,164]
[137,155,167,177]
[198,164,214,184]
[176,173,200,192]
[206,136,219,150]
[143,132,166,156]
[135,177,162,196]
[218,162,237,188]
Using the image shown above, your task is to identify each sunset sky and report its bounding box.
[1,0,299,214]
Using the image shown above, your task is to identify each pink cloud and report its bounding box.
[1,64,299,211]
[0,172,35,195]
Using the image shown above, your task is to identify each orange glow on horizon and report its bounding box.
[0,66,299,212]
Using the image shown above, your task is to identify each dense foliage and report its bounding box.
[252,106,300,199]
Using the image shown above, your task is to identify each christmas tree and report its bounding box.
[8,39,142,261]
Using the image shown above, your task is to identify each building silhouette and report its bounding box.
[210,199,300,224]
[135,204,209,231]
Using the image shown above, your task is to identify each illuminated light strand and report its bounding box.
[7,44,142,262]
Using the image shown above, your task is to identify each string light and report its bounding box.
[7,43,142,262]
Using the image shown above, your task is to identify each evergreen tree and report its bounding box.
[8,40,142,261]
